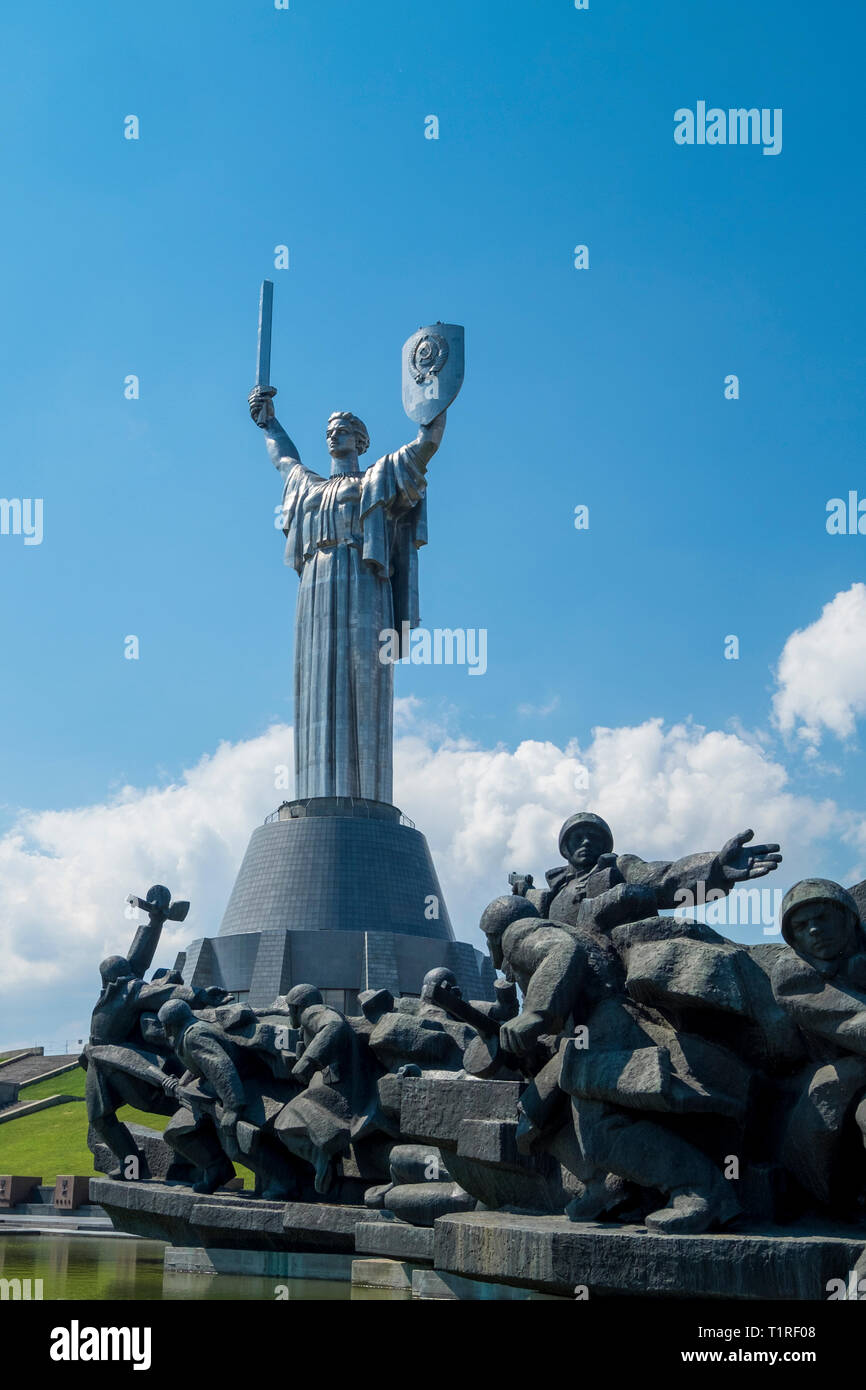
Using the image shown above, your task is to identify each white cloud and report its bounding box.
[396,717,838,944]
[0,726,291,1002]
[0,710,845,1047]
[516,695,560,718]
[772,583,866,747]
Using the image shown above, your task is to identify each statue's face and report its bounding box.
[565,826,610,873]
[286,986,321,1027]
[327,422,357,459]
[486,932,505,972]
[788,901,854,962]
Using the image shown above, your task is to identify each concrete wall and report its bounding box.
[178,928,496,1006]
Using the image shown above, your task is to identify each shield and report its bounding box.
[402,322,465,425]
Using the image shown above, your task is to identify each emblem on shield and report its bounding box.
[402,322,465,425]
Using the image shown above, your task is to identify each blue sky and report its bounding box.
[0,1,865,1043]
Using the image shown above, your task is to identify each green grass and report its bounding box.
[18,1065,86,1103]
[0,1097,95,1183]
[0,1064,251,1186]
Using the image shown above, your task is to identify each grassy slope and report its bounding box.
[13,1066,88,1102]
[0,1065,251,1186]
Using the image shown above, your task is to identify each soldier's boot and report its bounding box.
[245,1141,301,1202]
[645,1181,740,1236]
[191,1157,236,1194]
[565,1173,634,1223]
[92,1114,152,1181]
[578,1102,741,1236]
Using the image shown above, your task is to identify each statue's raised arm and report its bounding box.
[248,385,303,474]
[408,410,447,467]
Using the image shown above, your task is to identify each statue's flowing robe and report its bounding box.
[277,444,428,802]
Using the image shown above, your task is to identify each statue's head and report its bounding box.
[421,966,461,1003]
[326,411,369,469]
[558,812,614,873]
[479,895,540,972]
[781,878,862,965]
[99,955,132,986]
[286,982,323,1028]
[157,998,196,1045]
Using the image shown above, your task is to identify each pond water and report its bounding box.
[0,1233,408,1301]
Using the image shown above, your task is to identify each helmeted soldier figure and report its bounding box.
[84,887,230,1179]
[479,895,746,1234]
[274,984,385,1195]
[771,879,866,1212]
[524,811,781,929]
[158,999,303,1198]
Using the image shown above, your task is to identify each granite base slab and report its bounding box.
[433,1212,866,1300]
[90,1178,384,1253]
[354,1219,434,1263]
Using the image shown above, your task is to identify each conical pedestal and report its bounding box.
[177,797,495,1008]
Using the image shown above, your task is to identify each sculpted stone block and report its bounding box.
[456,1119,538,1171]
[398,1076,524,1148]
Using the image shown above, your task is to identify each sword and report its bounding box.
[256,279,274,388]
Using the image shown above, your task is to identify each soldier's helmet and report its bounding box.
[145,885,172,913]
[157,998,196,1040]
[285,983,323,1023]
[421,966,461,1001]
[479,895,540,940]
[779,878,861,947]
[558,812,614,860]
[99,955,132,984]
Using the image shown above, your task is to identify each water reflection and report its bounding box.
[0,1235,409,1301]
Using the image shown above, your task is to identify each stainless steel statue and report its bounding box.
[249,287,463,803]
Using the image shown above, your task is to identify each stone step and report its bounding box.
[0,1054,74,1085]
[15,1203,104,1217]
[0,1093,84,1125]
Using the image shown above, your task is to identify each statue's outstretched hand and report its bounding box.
[249,385,276,428]
[719,828,782,882]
